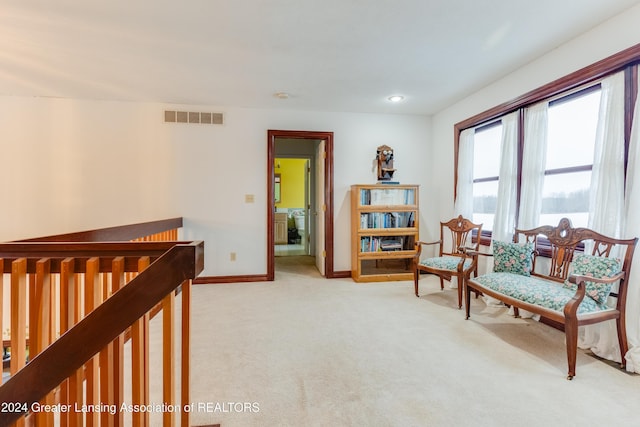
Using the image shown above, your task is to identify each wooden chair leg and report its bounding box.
[439,276,445,291]
[414,267,420,297]
[456,274,463,309]
[616,315,629,369]
[465,282,472,320]
[471,272,481,299]
[565,319,578,380]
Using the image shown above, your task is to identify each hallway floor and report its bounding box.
[275,243,306,256]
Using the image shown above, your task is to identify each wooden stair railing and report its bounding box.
[0,240,204,427]
[17,218,183,243]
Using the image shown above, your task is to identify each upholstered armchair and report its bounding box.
[413,215,482,308]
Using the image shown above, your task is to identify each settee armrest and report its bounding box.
[568,271,625,286]
[563,271,626,318]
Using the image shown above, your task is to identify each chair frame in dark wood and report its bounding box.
[413,215,482,308]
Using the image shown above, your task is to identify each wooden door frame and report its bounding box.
[267,130,334,280]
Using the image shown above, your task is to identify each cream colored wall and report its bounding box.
[0,97,178,241]
[428,3,640,245]
[5,4,637,278]
[173,107,431,275]
[0,97,431,276]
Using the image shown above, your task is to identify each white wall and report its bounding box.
[429,3,640,235]
[170,107,431,275]
[0,96,431,276]
[0,96,179,240]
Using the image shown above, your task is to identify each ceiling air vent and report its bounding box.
[164,110,224,125]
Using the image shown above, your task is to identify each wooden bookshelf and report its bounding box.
[351,184,419,282]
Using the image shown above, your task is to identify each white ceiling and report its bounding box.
[1,0,639,115]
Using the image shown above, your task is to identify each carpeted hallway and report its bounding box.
[151,257,639,426]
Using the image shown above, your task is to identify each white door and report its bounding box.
[315,140,325,275]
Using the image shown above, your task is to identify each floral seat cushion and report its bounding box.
[420,256,472,271]
[472,272,608,314]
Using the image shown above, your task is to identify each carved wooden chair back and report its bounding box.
[440,215,482,257]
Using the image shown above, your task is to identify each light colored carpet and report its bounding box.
[152,256,639,427]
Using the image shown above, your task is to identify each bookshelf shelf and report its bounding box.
[351,184,419,282]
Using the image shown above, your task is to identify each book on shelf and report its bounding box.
[360,212,414,229]
[360,187,415,206]
[380,238,403,251]
[360,236,406,252]
[406,211,414,227]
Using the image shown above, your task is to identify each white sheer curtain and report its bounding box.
[454,128,475,219]
[587,72,626,238]
[450,128,476,290]
[518,102,548,229]
[623,70,640,373]
[579,71,626,363]
[481,112,519,307]
[491,112,519,243]
[510,103,549,319]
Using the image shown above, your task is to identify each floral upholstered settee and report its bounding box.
[464,218,637,380]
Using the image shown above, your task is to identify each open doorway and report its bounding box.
[267,130,334,280]
[273,157,311,257]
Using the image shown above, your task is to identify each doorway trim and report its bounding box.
[267,130,334,280]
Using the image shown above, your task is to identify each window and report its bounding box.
[455,47,639,248]
[472,122,502,231]
[466,86,601,237]
[541,87,601,227]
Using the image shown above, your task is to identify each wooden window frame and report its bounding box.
[454,44,640,253]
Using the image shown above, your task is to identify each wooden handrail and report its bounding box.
[0,241,191,273]
[16,217,183,242]
[0,241,204,427]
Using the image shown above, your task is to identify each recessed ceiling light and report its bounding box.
[387,95,404,103]
[274,92,289,99]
